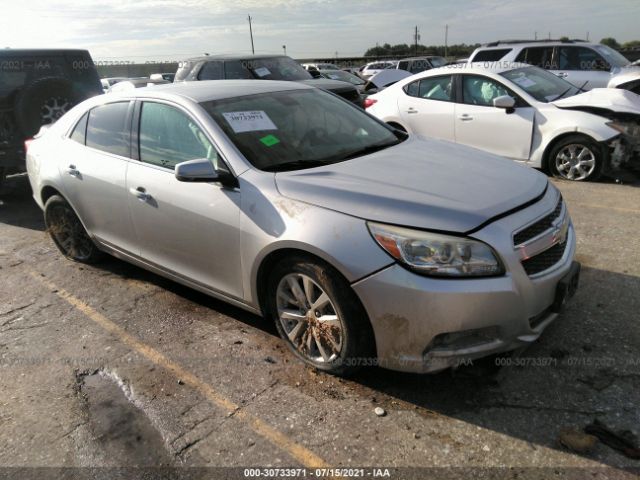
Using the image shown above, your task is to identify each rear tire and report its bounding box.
[547,134,604,182]
[266,255,375,376]
[44,195,104,264]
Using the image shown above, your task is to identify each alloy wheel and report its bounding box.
[554,144,596,181]
[276,273,344,363]
[41,96,71,124]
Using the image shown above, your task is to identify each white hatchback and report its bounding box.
[366,63,640,181]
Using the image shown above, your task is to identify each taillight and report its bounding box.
[24,138,34,153]
[363,97,378,109]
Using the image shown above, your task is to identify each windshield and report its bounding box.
[592,44,631,68]
[202,89,401,171]
[500,66,580,102]
[225,57,312,81]
[320,70,364,85]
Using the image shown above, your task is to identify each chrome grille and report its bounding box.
[522,240,567,275]
[513,196,563,246]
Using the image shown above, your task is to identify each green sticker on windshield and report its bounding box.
[260,134,280,147]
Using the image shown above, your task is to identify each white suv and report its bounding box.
[469,40,640,93]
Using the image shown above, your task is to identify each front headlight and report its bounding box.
[368,222,504,277]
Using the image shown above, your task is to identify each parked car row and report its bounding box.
[10,42,640,376]
[366,62,640,181]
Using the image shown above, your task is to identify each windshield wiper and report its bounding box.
[551,86,574,101]
[262,159,332,172]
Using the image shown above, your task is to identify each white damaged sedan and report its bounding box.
[366,63,640,181]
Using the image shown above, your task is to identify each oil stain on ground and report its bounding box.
[80,371,173,466]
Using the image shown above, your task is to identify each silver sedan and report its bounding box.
[26,80,580,375]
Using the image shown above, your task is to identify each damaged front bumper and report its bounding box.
[608,132,640,173]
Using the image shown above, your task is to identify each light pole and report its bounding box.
[444,24,449,59]
[248,15,255,54]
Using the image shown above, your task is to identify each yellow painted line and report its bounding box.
[568,202,640,214]
[29,271,330,469]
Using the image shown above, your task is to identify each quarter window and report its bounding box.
[86,102,131,157]
[462,75,511,106]
[139,102,225,171]
[70,112,88,145]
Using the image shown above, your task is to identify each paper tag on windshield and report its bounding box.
[512,77,536,88]
[222,111,277,133]
[254,67,271,77]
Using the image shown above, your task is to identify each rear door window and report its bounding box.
[515,47,556,69]
[198,61,224,80]
[86,102,131,157]
[418,76,453,101]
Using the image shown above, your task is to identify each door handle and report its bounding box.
[66,165,80,177]
[556,72,568,78]
[407,107,419,114]
[458,114,473,121]
[129,186,151,201]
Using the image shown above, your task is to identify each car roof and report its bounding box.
[479,39,591,48]
[415,62,532,77]
[107,79,309,103]
[184,54,288,62]
[0,48,92,57]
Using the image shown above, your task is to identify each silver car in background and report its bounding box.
[26,80,580,375]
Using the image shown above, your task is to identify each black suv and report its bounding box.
[0,49,102,185]
[175,54,362,107]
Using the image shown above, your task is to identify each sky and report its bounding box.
[1,0,639,61]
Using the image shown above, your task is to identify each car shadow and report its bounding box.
[0,175,45,231]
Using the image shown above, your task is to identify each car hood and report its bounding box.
[552,88,640,115]
[275,137,548,233]
[608,66,640,88]
[297,78,357,93]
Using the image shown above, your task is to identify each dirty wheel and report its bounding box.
[44,195,104,263]
[268,256,374,376]
[548,135,603,181]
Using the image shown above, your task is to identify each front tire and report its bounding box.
[267,256,375,376]
[548,135,604,181]
[44,195,104,263]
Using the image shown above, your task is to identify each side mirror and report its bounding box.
[493,95,516,109]
[309,70,322,79]
[175,158,237,187]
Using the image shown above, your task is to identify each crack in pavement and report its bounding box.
[224,380,280,422]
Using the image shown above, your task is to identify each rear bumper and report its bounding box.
[352,187,578,373]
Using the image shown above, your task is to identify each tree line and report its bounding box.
[364,38,640,59]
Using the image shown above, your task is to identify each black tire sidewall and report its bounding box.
[267,256,374,375]
[14,77,82,137]
[548,134,604,182]
[44,195,103,264]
